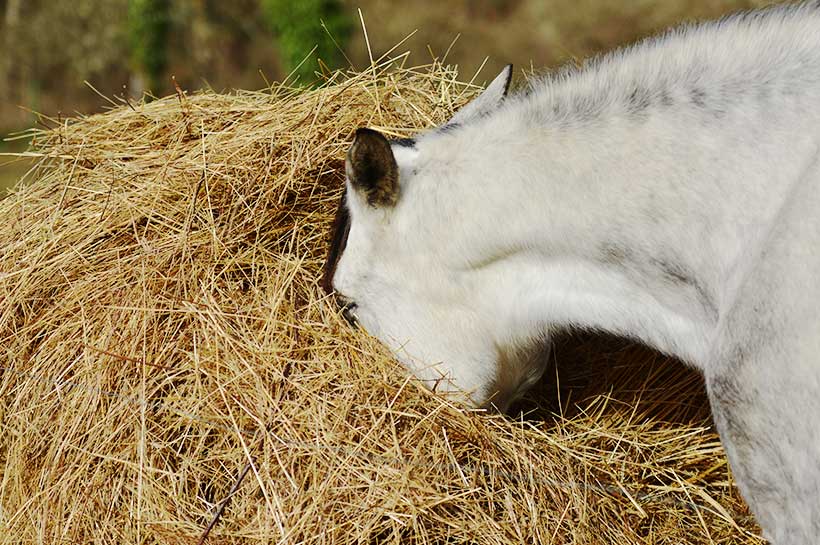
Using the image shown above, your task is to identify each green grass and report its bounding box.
[0,137,35,197]
[0,161,34,196]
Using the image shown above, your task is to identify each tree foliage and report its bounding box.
[260,0,352,83]
[128,0,172,95]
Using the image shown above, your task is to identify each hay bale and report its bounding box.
[0,61,762,544]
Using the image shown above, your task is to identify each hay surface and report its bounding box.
[0,61,762,544]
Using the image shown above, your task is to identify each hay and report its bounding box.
[0,60,763,544]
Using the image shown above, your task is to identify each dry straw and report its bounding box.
[0,58,762,544]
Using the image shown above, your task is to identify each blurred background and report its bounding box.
[0,0,776,195]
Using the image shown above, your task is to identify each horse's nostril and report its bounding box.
[335,296,358,328]
[341,303,358,327]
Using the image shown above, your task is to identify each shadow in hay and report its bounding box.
[510,331,713,427]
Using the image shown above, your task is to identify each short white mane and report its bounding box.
[501,2,820,127]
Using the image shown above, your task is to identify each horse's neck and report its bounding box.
[441,94,819,368]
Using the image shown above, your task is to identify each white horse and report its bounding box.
[322,3,820,542]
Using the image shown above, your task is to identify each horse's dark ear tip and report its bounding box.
[503,64,513,94]
[352,127,365,142]
[354,127,382,140]
[346,127,399,207]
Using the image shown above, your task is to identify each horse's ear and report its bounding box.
[346,128,399,207]
[446,64,513,126]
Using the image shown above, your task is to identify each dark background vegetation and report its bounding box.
[0,0,775,194]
